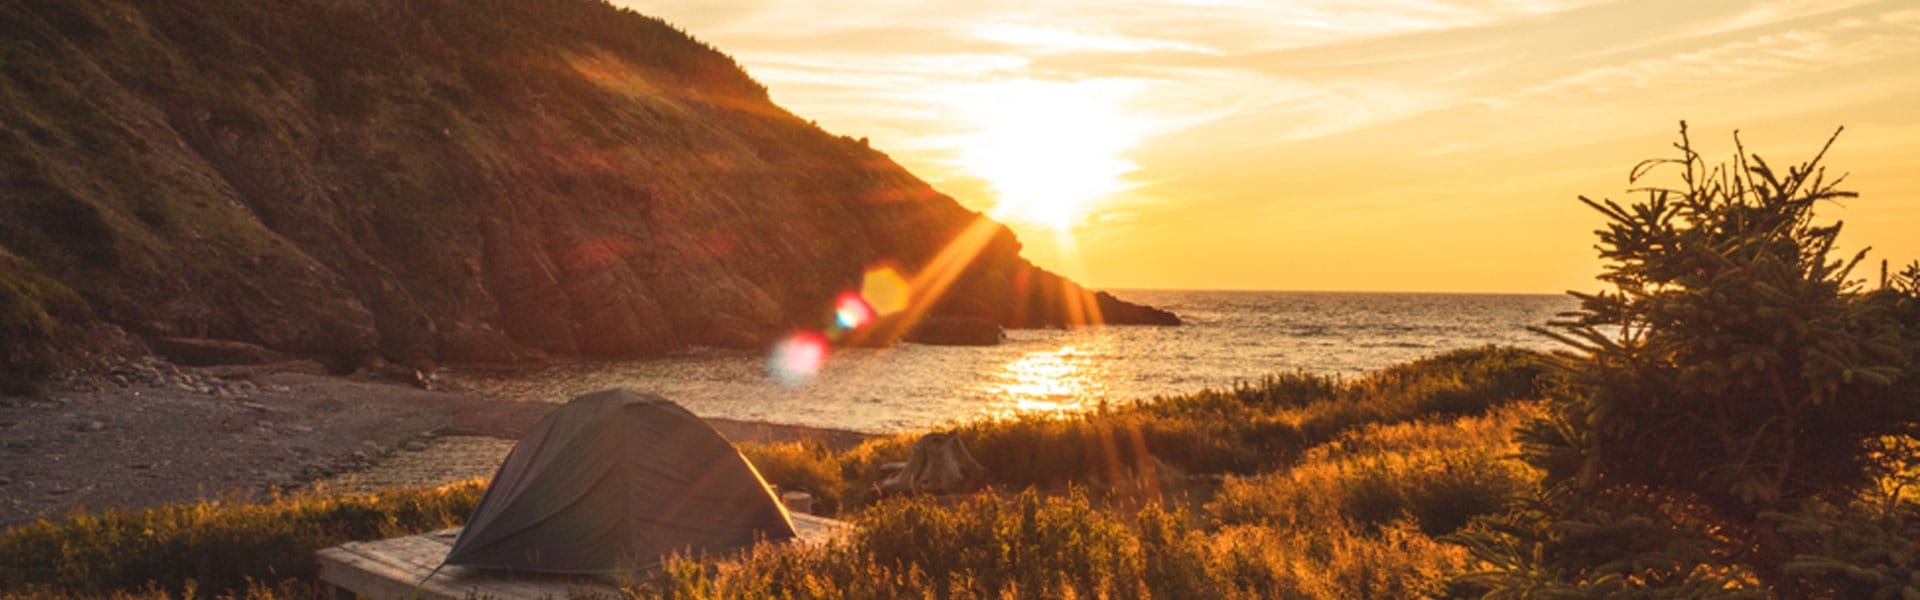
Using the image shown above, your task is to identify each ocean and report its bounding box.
[442,290,1579,434]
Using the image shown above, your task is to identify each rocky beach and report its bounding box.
[0,359,870,529]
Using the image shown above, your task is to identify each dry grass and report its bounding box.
[3,346,1551,599]
[0,481,482,598]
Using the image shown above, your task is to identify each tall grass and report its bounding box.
[0,482,482,598]
[1208,403,1541,535]
[658,348,1551,598]
[646,490,1221,599]
[737,441,848,515]
[1207,520,1472,598]
[647,461,1490,598]
[744,345,1547,512]
[4,346,1550,599]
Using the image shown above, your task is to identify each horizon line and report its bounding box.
[1096,286,1578,297]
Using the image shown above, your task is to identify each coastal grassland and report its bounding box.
[743,345,1546,514]
[0,346,1548,599]
[654,363,1545,599]
[658,346,1550,598]
[0,481,481,599]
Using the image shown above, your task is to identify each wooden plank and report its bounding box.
[316,545,446,600]
[792,513,853,545]
[318,515,854,600]
[318,534,613,600]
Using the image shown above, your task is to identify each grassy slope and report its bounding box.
[0,0,1130,379]
[0,346,1550,599]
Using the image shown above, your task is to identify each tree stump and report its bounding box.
[876,432,986,494]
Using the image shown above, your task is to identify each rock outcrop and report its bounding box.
[0,0,1177,373]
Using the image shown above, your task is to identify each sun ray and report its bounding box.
[844,216,1007,346]
[952,79,1147,231]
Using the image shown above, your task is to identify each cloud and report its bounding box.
[967,24,1223,55]
[1482,6,1920,110]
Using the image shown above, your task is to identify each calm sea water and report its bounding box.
[442,291,1578,433]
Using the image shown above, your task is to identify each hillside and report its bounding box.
[0,0,1176,380]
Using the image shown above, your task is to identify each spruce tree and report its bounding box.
[1459,124,1920,597]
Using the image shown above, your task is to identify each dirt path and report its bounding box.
[0,360,872,530]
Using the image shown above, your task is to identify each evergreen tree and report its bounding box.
[1458,124,1920,597]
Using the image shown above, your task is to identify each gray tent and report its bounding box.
[441,389,797,575]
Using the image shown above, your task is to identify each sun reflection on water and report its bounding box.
[980,343,1111,418]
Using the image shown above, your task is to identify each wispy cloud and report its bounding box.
[1483,6,1920,110]
[968,24,1222,55]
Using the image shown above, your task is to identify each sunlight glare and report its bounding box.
[953,79,1147,230]
[982,344,1110,418]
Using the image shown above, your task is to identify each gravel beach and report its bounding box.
[0,359,872,529]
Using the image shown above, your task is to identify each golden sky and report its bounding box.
[620,0,1920,293]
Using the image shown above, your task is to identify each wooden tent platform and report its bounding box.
[316,513,851,600]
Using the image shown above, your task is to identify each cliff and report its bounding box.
[0,0,1177,382]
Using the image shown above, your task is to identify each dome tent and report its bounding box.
[441,389,797,575]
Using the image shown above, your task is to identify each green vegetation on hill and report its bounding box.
[0,250,80,394]
[0,0,1168,380]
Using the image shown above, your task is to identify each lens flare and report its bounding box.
[861,266,910,316]
[834,292,876,329]
[767,331,830,387]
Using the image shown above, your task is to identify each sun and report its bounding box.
[953,79,1144,230]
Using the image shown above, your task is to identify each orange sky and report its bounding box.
[621,0,1920,293]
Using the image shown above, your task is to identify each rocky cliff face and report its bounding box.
[0,0,1176,377]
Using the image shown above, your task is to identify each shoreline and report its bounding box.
[0,360,873,530]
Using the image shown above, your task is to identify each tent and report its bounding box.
[441,389,797,575]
